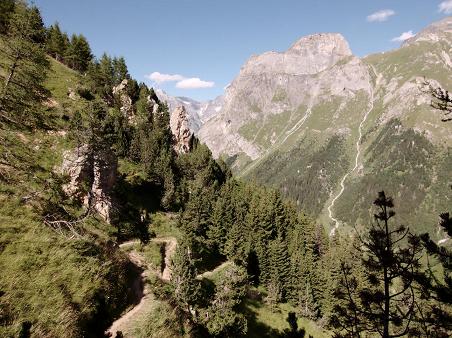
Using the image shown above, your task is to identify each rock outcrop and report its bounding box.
[61,145,117,223]
[113,79,134,121]
[170,106,193,154]
[155,89,224,133]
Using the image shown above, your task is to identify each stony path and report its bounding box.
[106,236,230,337]
[105,237,177,337]
[152,237,177,281]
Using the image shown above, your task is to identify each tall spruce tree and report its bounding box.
[414,212,452,336]
[46,22,68,62]
[0,0,15,34]
[331,191,423,337]
[409,77,452,336]
[269,234,292,300]
[179,184,214,256]
[65,34,92,72]
[171,243,201,316]
[204,264,248,337]
[0,2,49,125]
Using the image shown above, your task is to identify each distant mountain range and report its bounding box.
[155,89,223,132]
[160,17,452,238]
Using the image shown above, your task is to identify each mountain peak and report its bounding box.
[287,33,352,58]
[403,16,452,46]
[240,32,353,76]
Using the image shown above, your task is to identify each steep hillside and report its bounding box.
[198,17,452,238]
[0,56,137,337]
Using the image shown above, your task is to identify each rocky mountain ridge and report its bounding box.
[196,17,452,237]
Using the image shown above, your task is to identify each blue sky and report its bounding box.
[34,0,452,101]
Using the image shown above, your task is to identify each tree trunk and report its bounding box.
[2,55,20,97]
[383,206,390,338]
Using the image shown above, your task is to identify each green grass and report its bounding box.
[45,57,81,104]
[243,294,331,338]
[143,242,165,271]
[131,300,186,338]
[150,212,183,240]
[0,53,138,337]
[0,195,135,337]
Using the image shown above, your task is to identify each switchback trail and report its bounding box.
[106,237,177,337]
[327,65,379,236]
[106,237,231,337]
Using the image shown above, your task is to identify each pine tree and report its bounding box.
[269,234,292,300]
[135,83,153,122]
[224,220,250,264]
[205,264,248,337]
[414,212,452,336]
[46,22,68,62]
[265,274,282,311]
[422,80,451,122]
[331,191,423,337]
[69,110,84,148]
[171,243,201,315]
[298,271,320,320]
[0,0,15,34]
[0,3,49,125]
[66,34,92,72]
[179,184,213,255]
[112,56,129,84]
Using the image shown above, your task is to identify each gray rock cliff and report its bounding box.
[61,145,117,223]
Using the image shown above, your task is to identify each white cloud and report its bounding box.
[145,71,215,89]
[145,72,184,83]
[439,0,452,14]
[367,9,395,22]
[176,78,215,89]
[391,30,415,42]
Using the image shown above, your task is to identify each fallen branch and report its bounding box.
[43,211,91,239]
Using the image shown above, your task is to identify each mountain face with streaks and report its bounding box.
[198,17,452,238]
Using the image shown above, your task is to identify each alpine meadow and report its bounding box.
[0,1,451,337]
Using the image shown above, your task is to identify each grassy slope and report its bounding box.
[236,39,452,237]
[244,298,330,338]
[334,41,452,237]
[0,57,136,337]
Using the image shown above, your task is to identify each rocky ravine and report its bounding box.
[198,17,452,237]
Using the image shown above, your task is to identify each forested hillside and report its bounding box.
[0,1,451,338]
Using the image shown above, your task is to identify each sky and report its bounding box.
[34,0,452,101]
